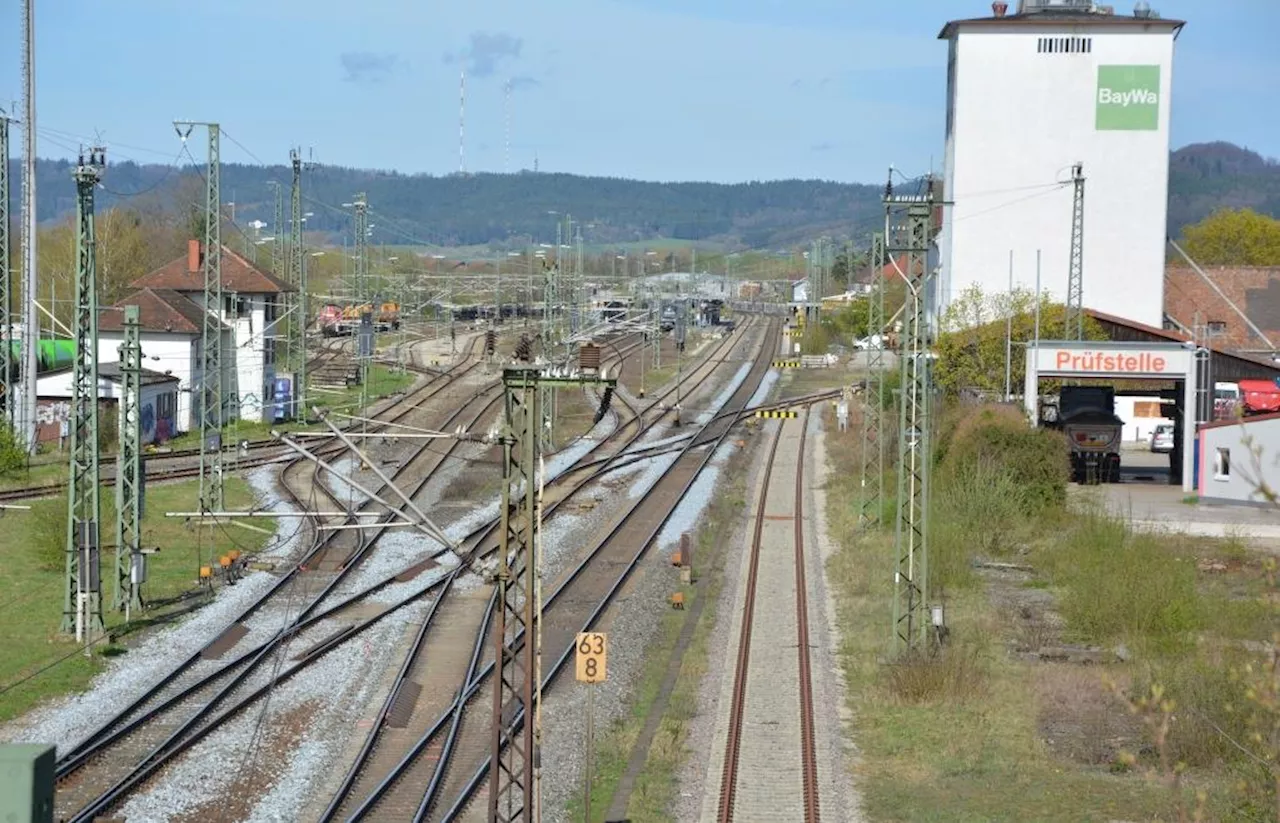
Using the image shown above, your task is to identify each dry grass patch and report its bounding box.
[1034,666,1142,766]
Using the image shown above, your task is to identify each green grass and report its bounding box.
[0,476,268,723]
[1037,511,1203,655]
[162,364,419,453]
[822,407,1244,821]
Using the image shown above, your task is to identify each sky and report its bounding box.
[1,0,1277,184]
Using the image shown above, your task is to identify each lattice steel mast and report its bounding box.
[268,180,283,276]
[19,0,38,453]
[886,180,937,655]
[175,122,225,513]
[289,151,308,421]
[491,364,616,823]
[115,305,143,618]
[1064,162,1085,340]
[859,231,887,527]
[353,193,369,304]
[0,112,11,429]
[62,148,106,638]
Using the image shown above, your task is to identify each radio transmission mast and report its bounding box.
[459,69,467,174]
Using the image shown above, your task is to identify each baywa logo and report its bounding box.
[1096,65,1160,131]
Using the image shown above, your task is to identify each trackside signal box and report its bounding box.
[0,744,54,823]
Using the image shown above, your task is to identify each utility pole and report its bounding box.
[1064,162,1085,341]
[289,150,309,422]
[176,121,225,514]
[859,232,887,527]
[0,112,12,430]
[19,0,39,453]
[61,147,106,640]
[886,178,938,656]
[115,304,143,619]
[490,364,616,823]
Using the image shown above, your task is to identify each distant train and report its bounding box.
[317,302,401,337]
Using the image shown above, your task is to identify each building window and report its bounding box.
[1207,320,1227,336]
[1037,36,1092,54]
[265,299,278,323]
[264,339,276,366]
[1214,447,1231,481]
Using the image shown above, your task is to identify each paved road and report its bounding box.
[1086,448,1280,548]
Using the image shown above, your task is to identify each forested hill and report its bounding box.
[1168,142,1280,234]
[17,160,887,250]
[10,141,1279,248]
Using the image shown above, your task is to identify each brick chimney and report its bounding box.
[992,1,1009,16]
[188,239,201,273]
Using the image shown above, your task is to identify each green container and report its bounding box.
[0,744,54,823]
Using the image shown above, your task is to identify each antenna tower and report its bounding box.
[459,69,466,174]
[504,78,512,174]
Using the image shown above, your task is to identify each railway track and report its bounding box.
[49,326,706,821]
[346,315,785,822]
[314,319,771,822]
[713,408,819,823]
[52,335,496,822]
[0,337,435,504]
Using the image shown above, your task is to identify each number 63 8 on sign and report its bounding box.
[575,632,607,683]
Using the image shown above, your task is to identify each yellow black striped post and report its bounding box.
[754,409,798,419]
[772,359,801,368]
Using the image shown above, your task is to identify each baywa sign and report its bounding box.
[1096,65,1160,131]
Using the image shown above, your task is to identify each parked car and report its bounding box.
[1150,424,1174,453]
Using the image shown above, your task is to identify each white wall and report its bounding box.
[227,293,278,423]
[97,332,197,432]
[1199,416,1280,505]
[1114,395,1172,443]
[941,21,1175,327]
[36,372,178,445]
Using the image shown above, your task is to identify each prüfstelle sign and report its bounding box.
[1033,346,1190,378]
[1096,65,1160,131]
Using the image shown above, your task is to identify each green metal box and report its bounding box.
[0,744,55,823]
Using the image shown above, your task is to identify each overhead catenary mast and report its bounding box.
[175,121,225,515]
[19,0,39,452]
[0,112,12,430]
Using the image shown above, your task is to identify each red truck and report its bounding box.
[1238,379,1280,416]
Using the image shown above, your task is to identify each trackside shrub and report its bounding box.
[937,404,1069,514]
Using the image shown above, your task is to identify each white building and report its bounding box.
[1198,414,1280,506]
[97,287,231,433]
[36,363,180,446]
[939,0,1183,327]
[99,241,291,429]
